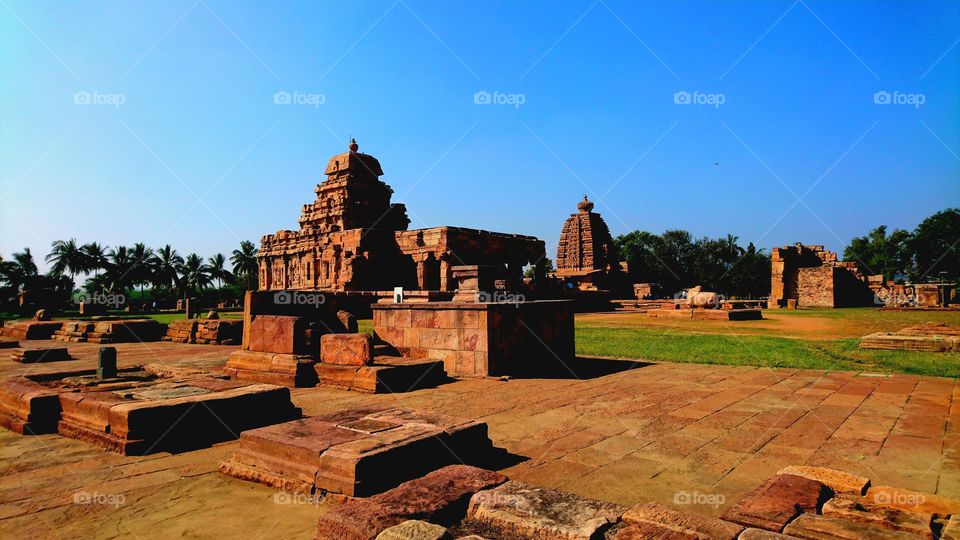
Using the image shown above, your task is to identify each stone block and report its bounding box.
[321,333,373,366]
[248,315,308,354]
[621,502,743,539]
[315,465,507,540]
[783,513,921,539]
[721,474,832,532]
[777,466,870,495]
[375,520,451,540]
[467,481,627,540]
[11,347,71,363]
[866,485,960,515]
[821,494,933,538]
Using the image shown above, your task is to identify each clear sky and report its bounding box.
[2,0,958,272]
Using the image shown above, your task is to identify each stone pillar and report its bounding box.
[439,259,451,291]
[98,347,117,380]
[415,256,428,290]
[452,265,494,303]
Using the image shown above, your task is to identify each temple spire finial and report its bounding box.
[349,138,359,153]
[577,194,594,213]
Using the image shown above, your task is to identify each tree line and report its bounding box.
[614,208,959,298]
[0,239,260,308]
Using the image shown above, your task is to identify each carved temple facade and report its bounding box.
[257,140,546,292]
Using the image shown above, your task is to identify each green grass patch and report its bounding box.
[575,326,960,378]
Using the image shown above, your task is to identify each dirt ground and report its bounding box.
[1,339,958,539]
[579,308,960,340]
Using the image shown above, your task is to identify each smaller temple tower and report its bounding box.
[555,195,621,290]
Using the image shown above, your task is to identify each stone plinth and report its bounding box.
[220,408,495,497]
[0,365,300,454]
[372,299,574,378]
[11,347,71,363]
[52,319,164,343]
[162,318,242,345]
[647,306,763,321]
[320,333,373,366]
[314,356,445,393]
[0,320,63,340]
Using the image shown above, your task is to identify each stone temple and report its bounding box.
[555,195,623,290]
[257,140,546,293]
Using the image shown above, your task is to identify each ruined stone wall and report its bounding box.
[796,267,835,308]
[769,244,873,308]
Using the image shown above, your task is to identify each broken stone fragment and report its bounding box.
[777,466,870,495]
[720,474,833,532]
[737,528,800,539]
[822,494,933,538]
[783,513,923,539]
[866,486,960,516]
[466,480,626,540]
[375,520,451,540]
[621,502,743,539]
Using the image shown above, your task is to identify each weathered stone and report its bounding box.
[737,529,800,539]
[621,502,743,539]
[52,319,163,343]
[777,466,870,495]
[248,315,308,355]
[769,244,874,308]
[866,485,960,515]
[721,474,832,532]
[315,465,507,540]
[940,514,960,540]
[466,480,627,540]
[221,408,495,497]
[11,347,71,363]
[320,333,373,366]
[821,494,932,538]
[375,520,451,540]
[614,523,697,539]
[33,309,49,321]
[782,513,922,539]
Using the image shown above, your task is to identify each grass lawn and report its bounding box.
[577,308,960,378]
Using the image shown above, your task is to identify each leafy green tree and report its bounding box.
[205,253,233,301]
[151,244,183,294]
[81,242,109,279]
[179,253,211,298]
[129,243,155,300]
[908,208,960,281]
[230,240,259,290]
[843,225,910,280]
[46,238,85,285]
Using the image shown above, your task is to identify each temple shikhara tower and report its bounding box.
[258,140,546,292]
[555,195,623,290]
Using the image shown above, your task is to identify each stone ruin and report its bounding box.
[769,243,875,308]
[870,276,957,309]
[53,318,164,343]
[555,195,626,291]
[860,322,960,352]
[163,318,243,345]
[0,356,300,453]
[257,139,546,295]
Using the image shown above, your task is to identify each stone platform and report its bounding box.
[861,322,960,352]
[53,319,165,343]
[314,354,446,393]
[0,337,20,348]
[0,320,62,340]
[0,364,300,453]
[163,318,243,345]
[224,349,318,387]
[220,407,495,497]
[11,347,71,363]
[648,305,763,321]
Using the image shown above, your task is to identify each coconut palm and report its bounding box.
[152,244,183,293]
[230,240,258,290]
[129,243,155,301]
[179,253,211,297]
[205,253,232,302]
[1,248,39,293]
[81,242,109,279]
[104,245,135,293]
[46,238,86,283]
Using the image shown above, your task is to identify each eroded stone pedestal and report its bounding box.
[220,407,495,497]
[11,347,71,363]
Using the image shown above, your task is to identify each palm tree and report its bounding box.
[129,243,155,301]
[2,248,39,293]
[46,238,86,284]
[105,245,135,293]
[205,253,232,302]
[81,242,109,279]
[230,240,259,290]
[152,244,184,293]
[180,253,211,298]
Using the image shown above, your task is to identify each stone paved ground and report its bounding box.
[0,339,957,538]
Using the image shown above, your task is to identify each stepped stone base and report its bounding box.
[861,323,960,352]
[220,407,495,497]
[52,319,164,343]
[224,349,318,387]
[0,321,62,340]
[163,318,242,344]
[648,306,763,320]
[0,365,300,454]
[314,356,445,393]
[11,347,71,363]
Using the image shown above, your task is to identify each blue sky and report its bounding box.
[2,0,958,271]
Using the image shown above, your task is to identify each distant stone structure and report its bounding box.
[555,195,622,290]
[257,139,546,293]
[769,243,874,308]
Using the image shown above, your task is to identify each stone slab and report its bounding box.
[721,474,833,532]
[782,513,923,539]
[315,465,507,540]
[375,520,451,540]
[466,480,627,540]
[866,485,960,515]
[221,408,495,497]
[314,356,445,393]
[321,333,373,366]
[821,494,932,538]
[777,466,870,495]
[11,347,71,363]
[622,502,743,539]
[225,349,318,387]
